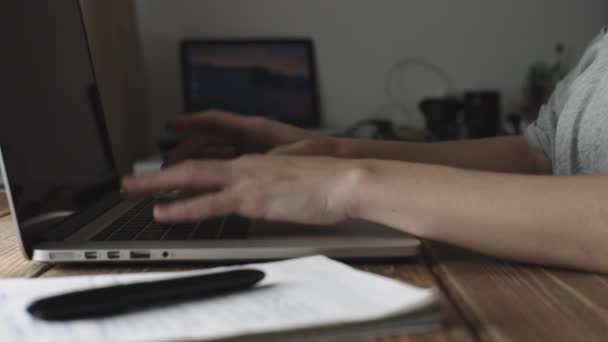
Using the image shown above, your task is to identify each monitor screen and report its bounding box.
[181,39,320,127]
[0,0,118,254]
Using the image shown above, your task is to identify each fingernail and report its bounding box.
[153,205,166,217]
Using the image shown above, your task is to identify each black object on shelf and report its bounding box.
[507,113,522,135]
[419,97,462,141]
[463,91,500,139]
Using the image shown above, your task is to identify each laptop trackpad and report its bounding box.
[249,220,409,239]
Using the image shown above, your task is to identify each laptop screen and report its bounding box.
[0,0,118,254]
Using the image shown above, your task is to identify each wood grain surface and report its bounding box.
[425,241,608,342]
[0,188,9,217]
[0,214,52,277]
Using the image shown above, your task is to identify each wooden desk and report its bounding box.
[2,187,608,341]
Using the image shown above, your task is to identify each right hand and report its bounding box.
[163,110,341,165]
[123,154,365,225]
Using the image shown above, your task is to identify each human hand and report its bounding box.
[163,110,341,165]
[121,155,367,225]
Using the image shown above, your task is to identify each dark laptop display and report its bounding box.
[0,0,118,254]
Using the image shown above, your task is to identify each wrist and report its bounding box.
[341,160,378,221]
[342,160,428,237]
[331,138,356,158]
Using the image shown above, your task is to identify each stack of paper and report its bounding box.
[0,256,441,341]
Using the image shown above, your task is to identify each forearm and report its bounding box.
[335,136,550,174]
[350,160,608,272]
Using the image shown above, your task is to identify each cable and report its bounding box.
[385,58,453,114]
[345,58,453,139]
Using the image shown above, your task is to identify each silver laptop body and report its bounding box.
[0,0,419,263]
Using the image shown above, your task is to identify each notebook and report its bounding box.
[0,256,441,341]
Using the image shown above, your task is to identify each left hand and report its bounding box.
[121,155,367,225]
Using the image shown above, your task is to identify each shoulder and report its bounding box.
[525,27,608,166]
[572,27,608,74]
[546,27,608,114]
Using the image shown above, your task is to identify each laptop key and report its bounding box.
[220,215,250,239]
[92,200,154,241]
[91,228,116,241]
[133,221,172,240]
[108,230,140,241]
[163,230,192,240]
[191,218,224,240]
[90,200,235,242]
[162,223,196,240]
[171,223,196,233]
[135,230,167,240]
[92,216,140,240]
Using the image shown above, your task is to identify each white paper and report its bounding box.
[0,256,436,342]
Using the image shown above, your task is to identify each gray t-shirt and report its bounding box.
[526,27,608,175]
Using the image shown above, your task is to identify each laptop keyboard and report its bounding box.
[91,199,249,241]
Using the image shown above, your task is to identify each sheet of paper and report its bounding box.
[0,256,437,342]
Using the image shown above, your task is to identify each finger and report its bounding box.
[166,110,246,132]
[121,161,230,196]
[164,146,239,166]
[164,136,235,165]
[199,146,240,159]
[269,140,317,156]
[163,138,207,165]
[153,191,238,223]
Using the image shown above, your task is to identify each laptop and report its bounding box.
[0,0,420,263]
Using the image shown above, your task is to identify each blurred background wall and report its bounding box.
[84,0,608,159]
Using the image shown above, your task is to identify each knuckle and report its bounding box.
[236,187,266,218]
[246,116,267,126]
[233,154,262,168]
[180,159,196,170]
[185,206,202,221]
[171,203,199,222]
[207,194,229,216]
[179,161,200,186]
[161,205,180,221]
[301,139,314,147]
[246,116,272,133]
[238,200,264,218]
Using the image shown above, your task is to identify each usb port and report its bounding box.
[107,251,120,259]
[130,251,150,259]
[84,251,97,260]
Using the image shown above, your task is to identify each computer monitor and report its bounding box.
[181,39,321,128]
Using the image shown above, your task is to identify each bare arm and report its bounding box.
[353,160,608,273]
[333,136,552,174]
[140,111,601,271]
[164,110,551,175]
[122,154,608,273]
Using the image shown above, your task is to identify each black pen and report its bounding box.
[27,269,265,321]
